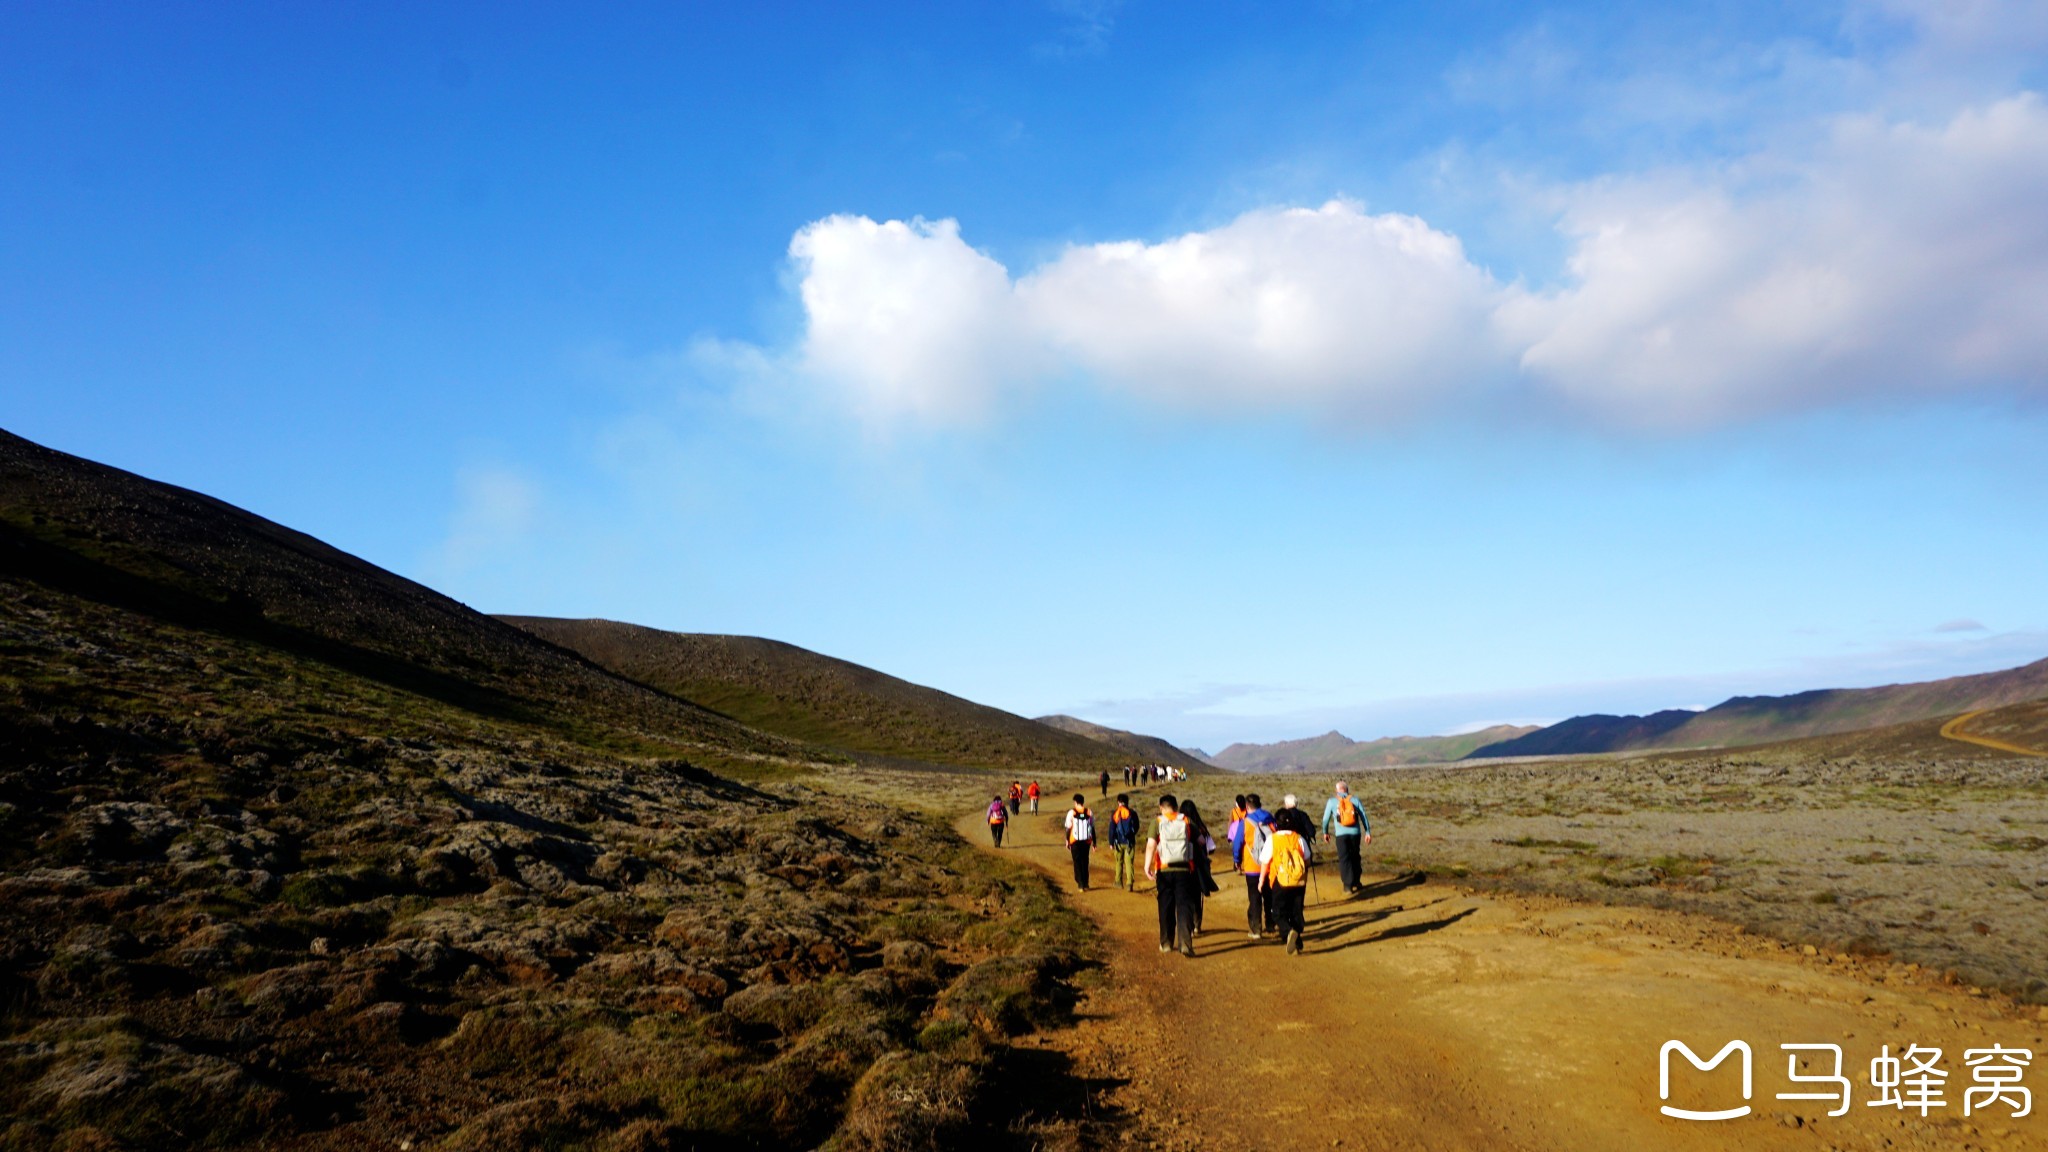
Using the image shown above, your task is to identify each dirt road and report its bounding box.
[959,807,2047,1151]
[1942,710,2048,758]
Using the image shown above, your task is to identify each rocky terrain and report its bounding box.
[0,430,1107,1151]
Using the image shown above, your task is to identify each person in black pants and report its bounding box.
[1063,793,1096,890]
[1145,794,1200,956]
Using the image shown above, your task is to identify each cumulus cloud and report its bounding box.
[1505,94,2048,425]
[773,98,2048,430]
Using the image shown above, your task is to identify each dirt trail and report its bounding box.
[1941,710,2048,757]
[958,806,2048,1151]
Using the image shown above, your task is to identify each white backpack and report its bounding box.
[1155,815,1193,865]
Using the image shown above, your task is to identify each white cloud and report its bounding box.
[1506,94,2048,425]
[766,98,2048,430]
[1021,202,1511,416]
[790,215,1045,425]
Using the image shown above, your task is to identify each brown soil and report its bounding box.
[959,807,2048,1151]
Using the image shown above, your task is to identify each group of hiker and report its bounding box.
[983,779,1374,959]
[1121,764,1187,786]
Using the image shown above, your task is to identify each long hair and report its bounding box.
[1179,799,1211,844]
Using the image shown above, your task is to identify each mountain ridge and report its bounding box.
[1467,659,2048,758]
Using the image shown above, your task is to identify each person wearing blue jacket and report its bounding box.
[1107,794,1141,891]
[1232,794,1277,939]
[1320,781,1372,895]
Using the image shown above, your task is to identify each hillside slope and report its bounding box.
[502,617,1127,775]
[0,428,1099,1150]
[1033,714,1212,767]
[1468,658,2048,758]
[1211,725,1540,772]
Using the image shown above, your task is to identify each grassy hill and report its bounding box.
[1467,659,2048,758]
[0,429,1101,1150]
[1032,714,1211,767]
[502,617,1129,775]
[1210,725,1540,772]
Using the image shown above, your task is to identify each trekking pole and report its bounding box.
[1309,850,1323,906]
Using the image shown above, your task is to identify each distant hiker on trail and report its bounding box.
[1008,782,1022,817]
[1259,810,1313,955]
[1233,794,1276,939]
[1099,769,1110,797]
[1179,799,1219,933]
[1320,781,1373,895]
[1028,780,1042,814]
[1064,793,1097,891]
[987,795,1009,848]
[1144,794,1200,957]
[1108,793,1140,891]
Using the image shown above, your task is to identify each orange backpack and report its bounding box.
[1337,796,1358,827]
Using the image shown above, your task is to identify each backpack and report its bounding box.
[1337,796,1359,827]
[1155,814,1193,865]
[1241,816,1271,872]
[1269,831,1308,887]
[1068,810,1093,844]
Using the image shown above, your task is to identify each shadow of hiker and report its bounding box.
[1347,871,1428,901]
[1311,907,1478,954]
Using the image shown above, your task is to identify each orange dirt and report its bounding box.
[959,807,2048,1151]
[1941,710,2048,758]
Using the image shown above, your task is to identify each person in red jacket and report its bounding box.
[1028,780,1042,814]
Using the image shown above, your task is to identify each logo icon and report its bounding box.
[1661,1040,1753,1120]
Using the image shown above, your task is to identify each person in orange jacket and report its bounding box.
[1028,780,1042,814]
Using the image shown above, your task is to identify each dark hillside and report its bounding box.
[1032,714,1210,767]
[0,430,1106,1151]
[502,618,1128,775]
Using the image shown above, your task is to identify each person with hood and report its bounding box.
[1320,781,1373,895]
[1232,794,1277,939]
[986,794,1009,848]
[1259,813,1314,955]
[1108,794,1140,891]
[1063,792,1097,890]
[1144,794,1199,957]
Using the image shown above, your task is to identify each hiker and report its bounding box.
[1064,793,1097,890]
[1232,794,1276,939]
[1274,792,1315,840]
[1108,793,1140,890]
[986,795,1009,848]
[1008,781,1022,817]
[1028,780,1042,814]
[1320,781,1373,895]
[1099,769,1110,797]
[1259,813,1314,954]
[1225,795,1247,873]
[1180,799,1219,933]
[1144,794,1200,957]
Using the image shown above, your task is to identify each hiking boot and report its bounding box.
[1286,929,1301,954]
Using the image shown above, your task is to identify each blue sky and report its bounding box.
[6,1,2047,749]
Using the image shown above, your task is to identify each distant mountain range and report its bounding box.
[1465,658,2048,758]
[1209,725,1540,773]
